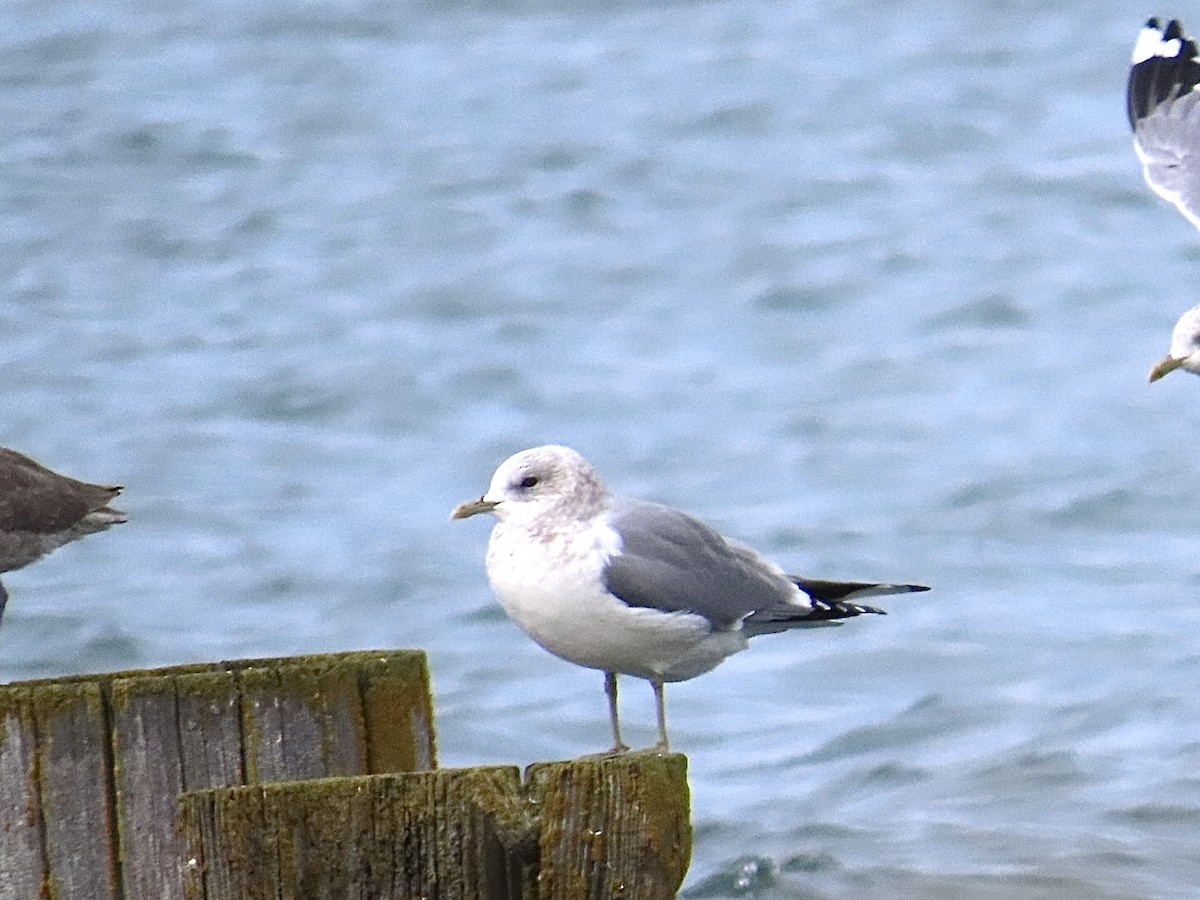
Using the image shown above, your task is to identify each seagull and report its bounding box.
[1149,304,1200,381]
[1127,17,1200,382]
[0,447,126,625]
[451,445,928,754]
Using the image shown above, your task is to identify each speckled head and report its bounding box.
[450,445,611,526]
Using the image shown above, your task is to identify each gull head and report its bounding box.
[1150,305,1200,383]
[450,445,610,526]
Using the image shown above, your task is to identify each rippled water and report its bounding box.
[3,1,1200,896]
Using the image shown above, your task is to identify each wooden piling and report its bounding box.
[0,650,435,900]
[179,754,691,900]
[528,755,691,898]
[0,650,691,900]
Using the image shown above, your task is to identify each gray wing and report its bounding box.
[1128,19,1200,231]
[602,497,802,628]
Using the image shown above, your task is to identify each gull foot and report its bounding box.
[581,742,630,759]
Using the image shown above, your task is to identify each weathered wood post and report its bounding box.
[527,755,690,898]
[0,650,435,900]
[179,754,691,900]
[0,650,692,900]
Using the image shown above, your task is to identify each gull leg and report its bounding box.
[651,678,670,753]
[0,579,7,628]
[605,671,630,754]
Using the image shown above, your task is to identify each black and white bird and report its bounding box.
[1128,17,1200,381]
[0,447,126,625]
[451,445,928,754]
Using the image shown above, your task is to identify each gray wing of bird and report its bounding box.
[601,496,801,628]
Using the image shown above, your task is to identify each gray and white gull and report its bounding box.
[1128,17,1200,381]
[0,447,126,626]
[451,445,928,754]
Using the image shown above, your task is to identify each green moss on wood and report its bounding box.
[359,652,436,773]
[27,681,107,721]
[184,768,534,899]
[0,686,31,753]
[0,650,442,900]
[527,753,691,900]
[181,757,690,900]
[238,659,368,782]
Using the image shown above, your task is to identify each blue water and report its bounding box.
[4,1,1200,895]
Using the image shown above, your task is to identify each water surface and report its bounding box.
[2,1,1197,895]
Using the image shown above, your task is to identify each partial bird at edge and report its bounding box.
[0,446,126,626]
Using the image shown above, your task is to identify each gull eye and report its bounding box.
[518,474,540,489]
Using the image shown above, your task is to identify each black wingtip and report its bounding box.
[789,577,931,602]
[1129,16,1200,130]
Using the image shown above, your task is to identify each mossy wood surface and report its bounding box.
[180,754,691,900]
[528,755,691,899]
[0,649,436,900]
